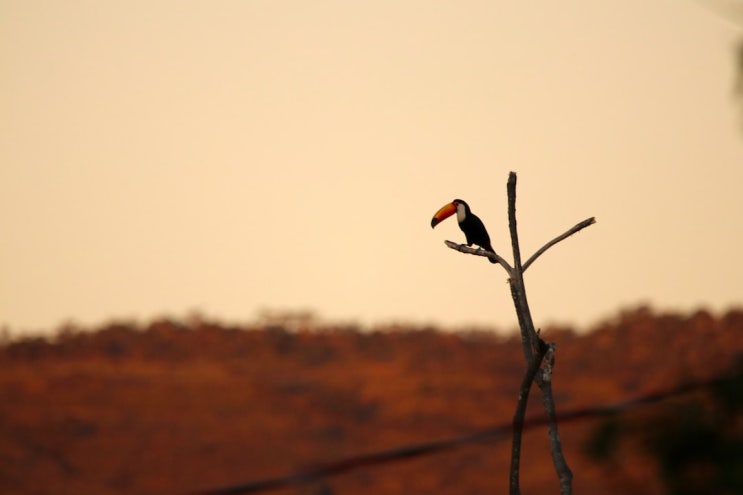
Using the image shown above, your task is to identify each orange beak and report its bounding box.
[430,201,457,228]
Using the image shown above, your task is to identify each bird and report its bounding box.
[431,199,497,263]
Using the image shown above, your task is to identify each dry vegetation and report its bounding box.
[1,306,741,495]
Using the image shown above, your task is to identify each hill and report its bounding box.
[0,306,741,495]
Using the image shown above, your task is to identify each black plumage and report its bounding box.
[452,199,497,263]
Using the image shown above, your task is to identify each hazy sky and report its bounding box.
[2,0,743,334]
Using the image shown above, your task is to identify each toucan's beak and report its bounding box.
[431,202,457,228]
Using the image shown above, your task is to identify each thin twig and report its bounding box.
[522,217,596,272]
[443,241,514,274]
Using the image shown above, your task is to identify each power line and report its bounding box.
[192,374,734,495]
[193,426,511,495]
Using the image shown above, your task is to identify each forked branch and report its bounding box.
[444,217,596,276]
[440,172,592,495]
[509,338,549,494]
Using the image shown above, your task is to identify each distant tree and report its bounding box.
[697,1,743,130]
[586,362,743,495]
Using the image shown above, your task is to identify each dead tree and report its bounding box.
[443,172,595,495]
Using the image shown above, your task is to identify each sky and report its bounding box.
[2,0,743,335]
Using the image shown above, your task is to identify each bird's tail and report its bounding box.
[485,245,498,264]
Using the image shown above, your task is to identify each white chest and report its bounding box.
[456,203,466,223]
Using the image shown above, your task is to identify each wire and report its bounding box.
[192,374,734,495]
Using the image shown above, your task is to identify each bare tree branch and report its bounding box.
[522,217,596,272]
[531,343,574,494]
[506,173,539,359]
[509,338,549,495]
[443,241,514,273]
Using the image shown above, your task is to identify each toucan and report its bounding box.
[431,199,497,263]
